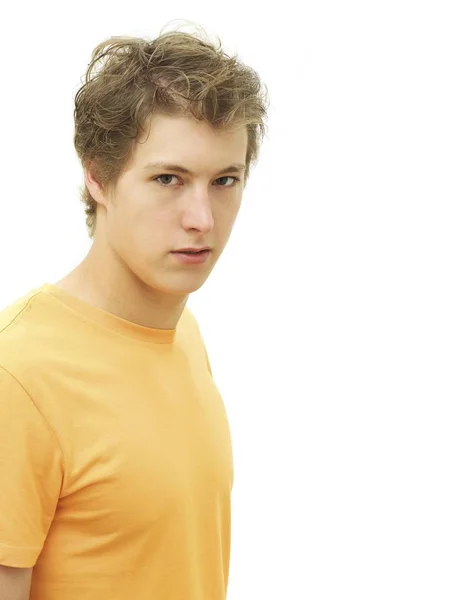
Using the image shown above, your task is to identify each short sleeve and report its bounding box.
[204,344,213,377]
[0,366,64,567]
[185,306,214,377]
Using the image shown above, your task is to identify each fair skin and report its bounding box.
[55,113,248,329]
[0,565,32,600]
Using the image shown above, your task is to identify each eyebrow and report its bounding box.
[142,162,246,176]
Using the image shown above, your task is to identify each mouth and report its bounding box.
[172,247,211,254]
[170,249,212,264]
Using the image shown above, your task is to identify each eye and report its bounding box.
[215,176,241,187]
[155,174,180,187]
[154,175,240,188]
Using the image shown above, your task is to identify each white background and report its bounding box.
[1,2,449,598]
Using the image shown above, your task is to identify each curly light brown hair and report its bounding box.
[73,22,270,239]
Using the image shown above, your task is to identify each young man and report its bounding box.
[0,29,268,600]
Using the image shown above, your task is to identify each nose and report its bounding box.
[180,193,215,234]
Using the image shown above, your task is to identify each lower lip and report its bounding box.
[171,250,211,264]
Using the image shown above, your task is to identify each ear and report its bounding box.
[84,161,108,209]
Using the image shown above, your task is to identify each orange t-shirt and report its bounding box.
[0,283,234,599]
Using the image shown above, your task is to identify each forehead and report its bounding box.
[132,114,248,167]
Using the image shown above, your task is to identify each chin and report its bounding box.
[156,276,209,296]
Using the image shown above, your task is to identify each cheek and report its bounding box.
[132,226,169,259]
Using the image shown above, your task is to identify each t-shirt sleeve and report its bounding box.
[0,366,64,568]
[185,307,214,377]
[204,344,213,377]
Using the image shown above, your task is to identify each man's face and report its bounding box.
[91,113,248,296]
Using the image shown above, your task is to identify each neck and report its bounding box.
[55,236,188,331]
